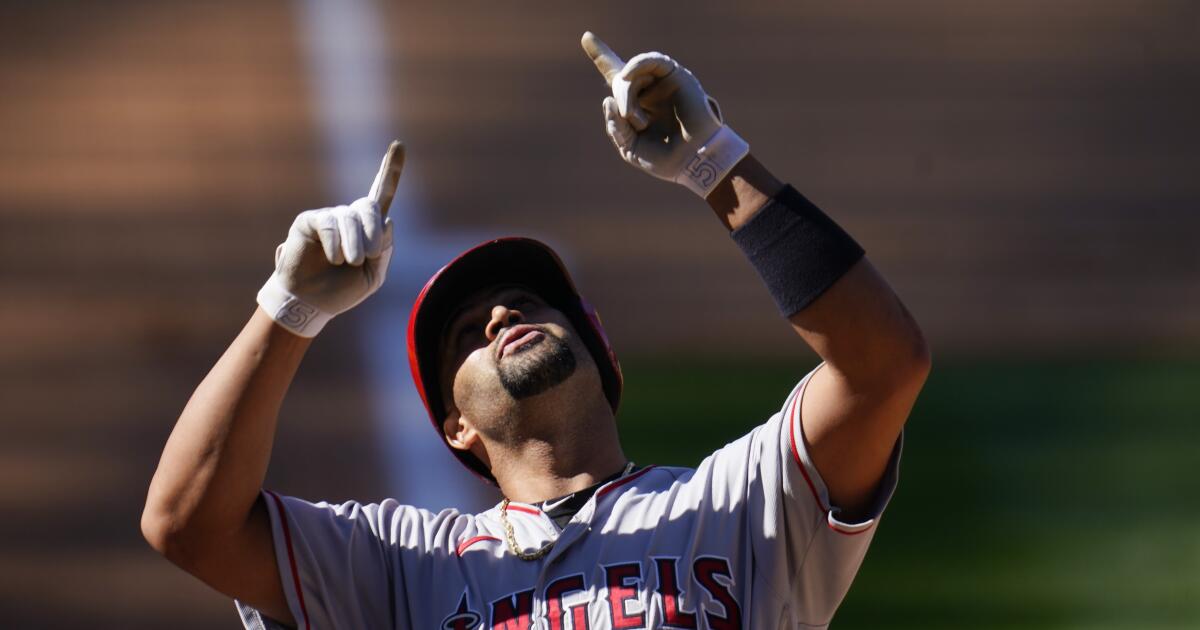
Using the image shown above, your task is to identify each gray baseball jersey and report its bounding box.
[237,363,902,629]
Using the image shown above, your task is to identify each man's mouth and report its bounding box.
[497,324,546,359]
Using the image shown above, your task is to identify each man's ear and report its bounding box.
[442,412,479,451]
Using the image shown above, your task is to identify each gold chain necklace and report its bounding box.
[499,462,634,561]
[499,498,555,561]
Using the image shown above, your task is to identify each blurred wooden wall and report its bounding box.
[0,2,388,626]
[0,0,1196,626]
[378,0,1200,357]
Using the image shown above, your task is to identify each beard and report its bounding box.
[497,331,577,400]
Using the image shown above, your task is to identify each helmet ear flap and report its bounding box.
[577,297,623,411]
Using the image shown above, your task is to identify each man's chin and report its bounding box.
[498,336,577,400]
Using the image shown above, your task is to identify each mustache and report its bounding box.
[495,323,550,363]
[497,332,577,400]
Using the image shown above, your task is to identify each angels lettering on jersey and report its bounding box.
[440,556,741,630]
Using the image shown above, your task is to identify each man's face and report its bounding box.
[439,284,592,432]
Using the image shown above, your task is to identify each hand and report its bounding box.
[256,142,404,337]
[581,32,749,199]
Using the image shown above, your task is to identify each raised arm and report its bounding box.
[142,310,309,623]
[583,34,929,518]
[141,144,402,622]
[708,157,929,519]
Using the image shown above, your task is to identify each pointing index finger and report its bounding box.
[368,140,405,217]
[581,31,625,87]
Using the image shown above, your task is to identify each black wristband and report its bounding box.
[730,185,865,317]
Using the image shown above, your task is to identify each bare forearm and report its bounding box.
[142,308,311,555]
[705,154,784,231]
[788,259,928,386]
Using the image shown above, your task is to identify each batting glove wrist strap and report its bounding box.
[675,125,750,198]
[732,185,865,317]
[257,274,335,338]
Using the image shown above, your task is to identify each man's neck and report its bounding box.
[489,416,628,503]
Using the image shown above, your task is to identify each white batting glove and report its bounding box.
[582,32,749,199]
[257,142,404,337]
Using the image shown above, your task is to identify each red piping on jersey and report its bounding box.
[787,392,826,510]
[827,520,872,535]
[786,388,874,537]
[266,490,312,630]
[506,504,542,516]
[456,535,501,556]
[597,465,656,498]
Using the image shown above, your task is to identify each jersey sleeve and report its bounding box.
[233,490,464,630]
[697,362,903,627]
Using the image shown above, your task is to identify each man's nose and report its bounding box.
[485,305,524,341]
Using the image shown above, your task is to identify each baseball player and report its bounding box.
[142,33,929,629]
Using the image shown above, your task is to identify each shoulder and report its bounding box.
[268,493,476,548]
[614,465,693,492]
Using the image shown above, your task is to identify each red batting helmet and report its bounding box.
[407,237,622,484]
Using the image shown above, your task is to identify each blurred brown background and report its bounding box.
[0,0,1197,627]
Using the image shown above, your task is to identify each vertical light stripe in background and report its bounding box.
[293,0,495,511]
